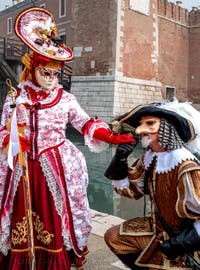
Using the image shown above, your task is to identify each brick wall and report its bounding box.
[113,77,162,116]
[157,0,189,101]
[70,0,118,77]
[71,76,115,121]
[158,0,188,24]
[120,0,156,80]
[188,10,200,103]
[71,75,162,122]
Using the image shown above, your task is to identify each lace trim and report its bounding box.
[0,163,22,255]
[0,129,9,147]
[17,81,61,106]
[84,121,109,153]
[40,154,63,215]
[0,156,8,207]
[144,148,197,174]
[39,154,72,250]
[112,178,130,190]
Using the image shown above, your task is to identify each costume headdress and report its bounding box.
[112,99,200,155]
[15,7,73,62]
[15,7,73,82]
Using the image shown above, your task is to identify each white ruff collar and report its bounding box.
[18,80,62,92]
[144,148,197,174]
[16,80,62,105]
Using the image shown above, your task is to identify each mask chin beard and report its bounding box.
[141,134,153,148]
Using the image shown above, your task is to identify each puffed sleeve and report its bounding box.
[176,160,200,219]
[67,92,109,153]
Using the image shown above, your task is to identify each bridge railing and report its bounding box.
[0,36,28,60]
[0,36,72,89]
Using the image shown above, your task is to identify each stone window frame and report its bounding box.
[165,86,176,101]
[59,0,67,18]
[7,17,12,34]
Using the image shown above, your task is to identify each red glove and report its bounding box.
[3,134,31,152]
[93,128,136,144]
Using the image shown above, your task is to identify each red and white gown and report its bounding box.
[0,81,109,270]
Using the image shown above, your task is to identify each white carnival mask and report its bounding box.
[35,65,60,90]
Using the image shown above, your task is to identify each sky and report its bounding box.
[170,0,200,10]
[0,0,200,11]
[0,0,12,11]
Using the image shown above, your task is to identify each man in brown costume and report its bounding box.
[104,101,200,270]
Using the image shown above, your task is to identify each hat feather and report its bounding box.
[159,99,200,155]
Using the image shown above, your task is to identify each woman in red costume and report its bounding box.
[0,7,135,270]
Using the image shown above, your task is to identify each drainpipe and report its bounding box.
[3,37,6,59]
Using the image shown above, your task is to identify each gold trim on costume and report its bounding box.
[12,217,28,245]
[11,246,63,253]
[118,104,144,123]
[11,211,54,246]
[34,213,54,245]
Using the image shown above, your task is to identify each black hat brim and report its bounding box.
[117,105,195,143]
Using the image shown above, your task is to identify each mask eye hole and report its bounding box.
[146,121,156,126]
[44,72,51,77]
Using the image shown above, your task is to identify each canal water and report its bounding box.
[67,126,147,220]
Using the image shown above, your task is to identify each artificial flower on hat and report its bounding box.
[15,7,73,62]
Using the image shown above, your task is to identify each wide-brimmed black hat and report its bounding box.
[115,104,195,143]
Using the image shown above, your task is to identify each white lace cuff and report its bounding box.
[112,178,129,190]
[84,121,110,153]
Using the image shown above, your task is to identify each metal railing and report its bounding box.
[0,36,28,60]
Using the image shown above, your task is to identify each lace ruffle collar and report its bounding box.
[144,148,197,174]
[16,81,62,105]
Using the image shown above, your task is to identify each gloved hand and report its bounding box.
[93,128,135,144]
[3,134,31,152]
[160,224,200,260]
[104,142,136,180]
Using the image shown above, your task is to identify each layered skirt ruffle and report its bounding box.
[0,158,88,270]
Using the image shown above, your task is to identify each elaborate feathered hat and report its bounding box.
[112,100,200,155]
[15,7,73,62]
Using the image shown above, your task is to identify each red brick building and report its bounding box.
[0,0,199,121]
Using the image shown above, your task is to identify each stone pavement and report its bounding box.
[83,210,129,270]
